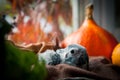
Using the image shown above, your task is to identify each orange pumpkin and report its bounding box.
[111,43,120,66]
[60,4,118,60]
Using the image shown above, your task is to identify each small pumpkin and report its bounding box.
[61,4,118,60]
[112,43,120,66]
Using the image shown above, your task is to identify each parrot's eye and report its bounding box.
[70,49,74,54]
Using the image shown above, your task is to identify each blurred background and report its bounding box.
[0,0,120,45]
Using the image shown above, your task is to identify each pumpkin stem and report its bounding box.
[85,3,93,19]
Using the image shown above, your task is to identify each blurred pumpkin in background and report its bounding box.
[61,4,118,60]
[112,43,120,66]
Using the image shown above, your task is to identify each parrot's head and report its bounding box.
[64,44,89,70]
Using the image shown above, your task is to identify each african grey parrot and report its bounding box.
[38,44,89,70]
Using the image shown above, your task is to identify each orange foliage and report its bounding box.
[10,19,48,45]
[7,0,33,10]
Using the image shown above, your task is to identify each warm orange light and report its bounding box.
[9,18,49,45]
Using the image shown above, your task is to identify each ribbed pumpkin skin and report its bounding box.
[61,19,118,60]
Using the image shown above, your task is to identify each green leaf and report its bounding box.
[5,40,47,80]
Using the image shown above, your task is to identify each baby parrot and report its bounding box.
[38,44,89,70]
